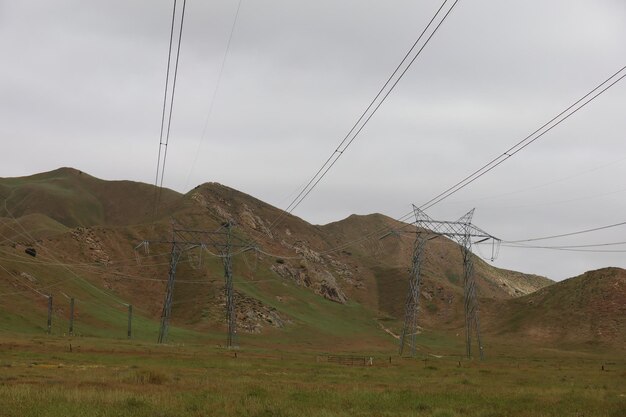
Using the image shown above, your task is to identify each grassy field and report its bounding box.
[0,170,624,416]
[0,334,623,417]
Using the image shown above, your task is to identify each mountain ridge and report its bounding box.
[3,168,621,352]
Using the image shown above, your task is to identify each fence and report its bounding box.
[317,355,375,367]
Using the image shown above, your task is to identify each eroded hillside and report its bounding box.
[0,168,558,348]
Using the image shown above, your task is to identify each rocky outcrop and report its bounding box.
[70,227,110,265]
[224,292,290,334]
[271,262,311,287]
[239,204,274,239]
[316,270,347,304]
[270,258,347,304]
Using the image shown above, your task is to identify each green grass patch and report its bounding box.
[0,335,623,416]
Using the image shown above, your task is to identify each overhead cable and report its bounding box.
[185,0,244,188]
[500,245,626,254]
[318,65,626,255]
[504,220,626,243]
[154,0,188,211]
[267,0,461,231]
[418,65,626,211]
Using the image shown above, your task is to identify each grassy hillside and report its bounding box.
[1,169,625,417]
[17,167,626,354]
[0,167,181,228]
[487,267,626,350]
[320,213,552,329]
[0,214,69,242]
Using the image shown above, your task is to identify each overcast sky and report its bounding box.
[1,0,625,281]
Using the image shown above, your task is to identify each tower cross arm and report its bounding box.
[414,220,499,241]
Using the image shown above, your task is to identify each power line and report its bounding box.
[267,0,461,231]
[504,220,626,244]
[159,0,187,192]
[418,65,626,212]
[0,201,127,308]
[0,263,49,299]
[504,240,626,249]
[154,0,179,206]
[0,246,171,268]
[254,247,302,260]
[154,0,188,210]
[501,245,626,254]
[476,185,626,211]
[438,154,626,207]
[185,0,244,189]
[316,65,626,256]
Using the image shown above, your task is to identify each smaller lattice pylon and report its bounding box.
[140,222,255,346]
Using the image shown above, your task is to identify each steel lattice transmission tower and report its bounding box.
[138,222,255,346]
[398,205,500,360]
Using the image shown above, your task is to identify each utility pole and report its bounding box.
[397,205,500,360]
[47,294,53,334]
[127,304,133,339]
[138,222,255,346]
[68,297,75,336]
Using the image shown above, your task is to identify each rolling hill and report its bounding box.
[487,267,626,349]
[4,168,621,353]
[0,167,180,229]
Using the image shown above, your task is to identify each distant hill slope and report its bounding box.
[488,267,626,349]
[0,167,181,228]
[0,168,556,349]
[0,213,68,241]
[320,213,552,326]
